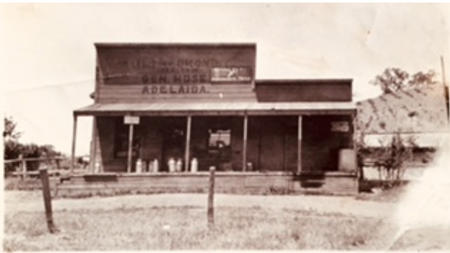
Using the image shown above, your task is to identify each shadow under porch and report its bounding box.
[93,115,303,173]
[62,114,358,196]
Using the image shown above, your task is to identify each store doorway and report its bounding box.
[161,117,186,172]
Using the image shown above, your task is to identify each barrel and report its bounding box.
[338,149,357,172]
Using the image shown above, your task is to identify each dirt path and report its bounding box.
[5,191,395,219]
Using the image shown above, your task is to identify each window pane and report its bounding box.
[208,129,231,148]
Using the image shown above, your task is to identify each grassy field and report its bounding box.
[5,205,385,251]
[4,188,449,251]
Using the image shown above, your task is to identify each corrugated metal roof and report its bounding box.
[74,101,356,116]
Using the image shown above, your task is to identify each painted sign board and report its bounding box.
[211,67,252,82]
[124,115,140,125]
[331,121,350,132]
[96,44,256,85]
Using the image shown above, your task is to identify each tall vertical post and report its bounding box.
[441,56,449,121]
[207,166,215,228]
[242,115,248,171]
[19,154,26,179]
[89,117,97,173]
[39,168,58,233]
[441,56,447,87]
[127,124,134,173]
[283,134,287,171]
[70,115,78,175]
[185,115,192,172]
[297,115,303,173]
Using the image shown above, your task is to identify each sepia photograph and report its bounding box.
[2,2,450,251]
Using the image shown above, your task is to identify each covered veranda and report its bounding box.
[70,101,356,174]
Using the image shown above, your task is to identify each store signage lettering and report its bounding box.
[211,67,252,82]
[331,121,350,132]
[123,58,222,69]
[100,50,254,85]
[140,74,209,84]
[141,85,208,94]
[124,116,140,125]
[106,57,221,85]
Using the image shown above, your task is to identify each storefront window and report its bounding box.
[207,128,232,170]
[208,129,231,149]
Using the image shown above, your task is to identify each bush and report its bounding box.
[356,132,416,188]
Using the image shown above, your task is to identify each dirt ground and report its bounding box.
[4,190,449,250]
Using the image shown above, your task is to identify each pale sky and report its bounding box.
[1,3,450,155]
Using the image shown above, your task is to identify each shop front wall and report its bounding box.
[94,114,354,173]
[95,116,246,172]
[96,116,124,172]
[302,115,353,172]
[246,116,298,172]
[95,116,164,173]
[190,116,243,172]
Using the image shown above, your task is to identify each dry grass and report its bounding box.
[4,185,449,251]
[4,177,59,191]
[357,183,409,203]
[4,206,382,251]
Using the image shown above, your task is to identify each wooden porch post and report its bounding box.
[185,115,192,172]
[127,124,134,173]
[297,115,303,173]
[70,114,78,175]
[89,117,97,173]
[242,114,248,171]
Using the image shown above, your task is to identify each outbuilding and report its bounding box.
[69,43,358,195]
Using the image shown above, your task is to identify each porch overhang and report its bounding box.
[74,102,356,117]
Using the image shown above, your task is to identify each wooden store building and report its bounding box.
[69,43,358,195]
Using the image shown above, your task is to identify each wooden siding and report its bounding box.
[96,117,126,172]
[96,44,256,85]
[251,117,297,171]
[140,117,163,165]
[246,116,298,172]
[97,84,257,103]
[96,43,257,103]
[302,115,354,172]
[255,80,352,102]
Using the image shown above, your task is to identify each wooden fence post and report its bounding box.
[20,155,26,180]
[207,166,215,228]
[39,168,58,233]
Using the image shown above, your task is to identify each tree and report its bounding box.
[3,117,62,176]
[4,117,22,161]
[3,117,21,141]
[371,68,437,94]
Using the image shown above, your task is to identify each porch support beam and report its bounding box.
[185,115,192,172]
[127,124,134,173]
[242,114,248,171]
[70,115,78,175]
[89,117,97,173]
[297,115,303,173]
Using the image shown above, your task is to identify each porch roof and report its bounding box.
[74,101,356,116]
